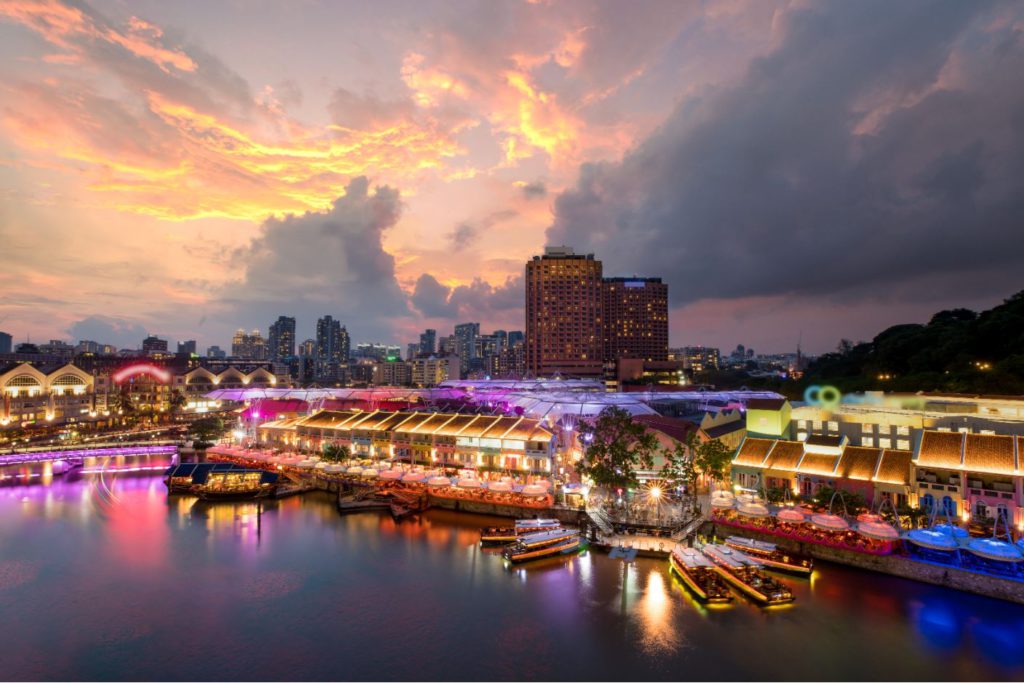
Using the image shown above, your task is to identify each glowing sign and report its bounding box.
[803,384,841,409]
[113,364,172,384]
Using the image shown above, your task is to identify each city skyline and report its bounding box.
[3,1,1024,355]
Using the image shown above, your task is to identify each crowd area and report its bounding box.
[712,508,895,555]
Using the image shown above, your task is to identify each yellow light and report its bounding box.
[650,486,662,500]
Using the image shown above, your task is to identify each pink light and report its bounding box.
[113,364,172,384]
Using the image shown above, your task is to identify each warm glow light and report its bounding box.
[113,364,171,384]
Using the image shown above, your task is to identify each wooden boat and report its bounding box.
[502,528,585,563]
[480,518,561,544]
[698,541,795,605]
[669,545,733,603]
[725,535,813,575]
[192,469,279,500]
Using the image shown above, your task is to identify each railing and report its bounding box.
[0,444,177,466]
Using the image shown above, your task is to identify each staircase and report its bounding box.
[586,506,615,536]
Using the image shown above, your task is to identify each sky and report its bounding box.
[1,0,1022,354]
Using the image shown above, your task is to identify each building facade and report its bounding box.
[268,316,296,362]
[602,277,669,362]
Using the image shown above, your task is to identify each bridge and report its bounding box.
[0,444,178,467]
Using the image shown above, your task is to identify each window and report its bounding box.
[958,427,970,434]
[862,437,874,447]
[827,421,839,432]
[975,500,987,518]
[797,420,807,429]
[897,426,910,436]
[897,439,910,450]
[941,496,956,517]
[921,494,935,513]
[812,420,822,430]
[879,438,891,448]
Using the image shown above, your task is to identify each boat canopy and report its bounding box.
[810,513,850,531]
[856,513,883,524]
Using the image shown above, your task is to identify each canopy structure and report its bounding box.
[520,484,547,497]
[402,471,426,483]
[857,521,899,540]
[932,523,969,539]
[856,513,883,524]
[737,502,771,518]
[379,469,404,480]
[810,513,850,531]
[967,538,1024,562]
[905,528,960,551]
[456,478,482,489]
[776,508,807,523]
[427,476,451,487]
[487,481,513,492]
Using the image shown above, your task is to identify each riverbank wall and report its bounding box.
[704,521,1024,605]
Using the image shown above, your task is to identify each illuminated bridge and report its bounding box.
[0,444,178,467]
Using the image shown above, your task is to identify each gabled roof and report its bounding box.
[836,446,881,481]
[763,440,804,471]
[746,398,789,411]
[916,431,965,469]
[733,438,775,466]
[634,415,701,444]
[796,453,840,477]
[875,449,913,485]
[704,420,745,439]
[963,433,1016,475]
[805,434,844,448]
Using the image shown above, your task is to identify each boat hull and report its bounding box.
[724,539,813,575]
[504,537,585,563]
[194,487,274,501]
[669,554,732,603]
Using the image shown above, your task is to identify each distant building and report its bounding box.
[38,340,75,362]
[675,346,720,373]
[373,360,412,386]
[268,316,296,362]
[406,343,419,361]
[231,329,267,360]
[454,323,479,377]
[602,277,668,362]
[298,339,316,357]
[177,340,197,356]
[410,355,460,387]
[0,331,11,354]
[206,345,226,359]
[354,343,400,362]
[142,336,168,354]
[507,330,524,348]
[419,329,437,356]
[525,247,604,377]
[439,334,456,356]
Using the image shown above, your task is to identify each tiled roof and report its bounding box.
[733,438,775,466]
[292,409,551,440]
[916,431,964,469]
[403,413,458,434]
[963,434,1016,475]
[746,398,788,411]
[704,421,745,439]
[875,449,913,485]
[763,441,804,471]
[837,446,882,482]
[634,415,701,444]
[796,453,840,476]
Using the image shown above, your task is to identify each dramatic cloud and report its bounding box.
[410,273,522,323]
[519,181,547,198]
[67,315,149,349]
[548,1,1024,347]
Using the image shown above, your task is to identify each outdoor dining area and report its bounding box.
[711,492,898,555]
[206,444,554,509]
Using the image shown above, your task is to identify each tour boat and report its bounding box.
[192,469,280,500]
[724,536,814,575]
[669,545,733,604]
[502,528,585,563]
[480,518,561,544]
[697,541,795,605]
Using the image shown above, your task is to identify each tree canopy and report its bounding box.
[189,416,226,448]
[575,407,659,492]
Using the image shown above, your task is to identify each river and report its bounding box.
[1,456,1023,681]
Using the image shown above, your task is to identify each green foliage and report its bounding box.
[810,486,867,515]
[803,290,1024,394]
[575,407,659,492]
[765,486,789,504]
[189,416,225,448]
[660,438,699,512]
[168,390,187,413]
[694,438,733,485]
[321,442,350,463]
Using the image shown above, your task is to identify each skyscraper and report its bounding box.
[298,338,316,357]
[231,329,267,359]
[453,322,479,378]
[315,316,348,381]
[418,328,437,355]
[0,331,11,354]
[525,246,604,377]
[177,339,197,356]
[602,277,669,361]
[142,335,168,354]
[268,316,296,362]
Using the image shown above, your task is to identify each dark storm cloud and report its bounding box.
[219,177,410,341]
[446,210,518,250]
[411,273,523,320]
[68,315,148,349]
[547,1,1024,308]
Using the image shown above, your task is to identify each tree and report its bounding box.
[168,389,187,414]
[575,407,659,493]
[693,438,733,485]
[660,437,700,513]
[765,486,789,504]
[810,486,867,515]
[321,442,350,463]
[189,416,226,449]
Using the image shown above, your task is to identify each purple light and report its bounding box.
[0,445,177,466]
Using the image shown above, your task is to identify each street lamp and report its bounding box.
[650,486,662,526]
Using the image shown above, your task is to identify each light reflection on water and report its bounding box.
[0,459,1023,680]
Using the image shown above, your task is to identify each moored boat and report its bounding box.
[502,528,585,563]
[480,518,561,544]
[724,536,813,574]
[669,545,733,603]
[192,468,280,500]
[698,541,795,605]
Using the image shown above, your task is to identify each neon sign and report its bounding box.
[803,384,841,409]
[113,364,172,384]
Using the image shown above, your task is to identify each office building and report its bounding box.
[142,336,168,354]
[0,331,12,354]
[419,329,437,356]
[602,277,668,362]
[315,316,347,381]
[268,316,296,362]
[206,345,227,359]
[231,329,268,360]
[177,340,197,356]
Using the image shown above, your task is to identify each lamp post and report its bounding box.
[650,485,662,526]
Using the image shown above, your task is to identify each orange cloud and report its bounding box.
[0,0,196,73]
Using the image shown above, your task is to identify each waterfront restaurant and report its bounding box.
[257,409,557,476]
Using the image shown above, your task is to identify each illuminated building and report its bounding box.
[454,323,479,378]
[410,355,461,387]
[0,362,96,429]
[315,316,348,381]
[268,316,296,362]
[419,329,437,355]
[373,360,412,386]
[142,336,168,354]
[258,409,556,473]
[526,247,605,377]
[602,277,668,362]
[177,340,197,356]
[672,346,720,373]
[231,329,268,360]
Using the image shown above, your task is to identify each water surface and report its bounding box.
[1,459,1023,680]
